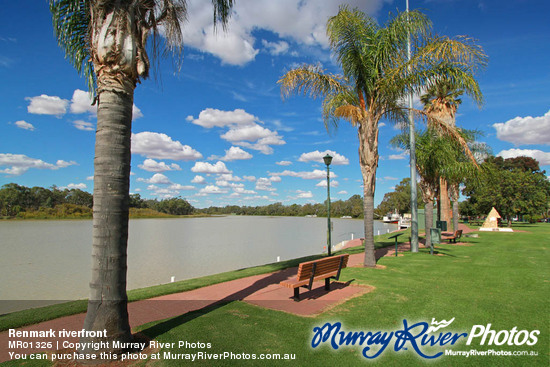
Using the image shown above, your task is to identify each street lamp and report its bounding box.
[323,154,333,256]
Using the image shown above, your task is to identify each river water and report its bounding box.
[0,216,396,313]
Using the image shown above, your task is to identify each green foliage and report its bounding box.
[0,183,92,218]
[375,178,422,217]
[463,156,550,223]
[0,184,197,219]
[195,195,365,218]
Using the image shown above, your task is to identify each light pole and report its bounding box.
[323,154,333,256]
[406,0,419,252]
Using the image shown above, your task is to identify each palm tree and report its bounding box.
[421,82,463,228]
[49,0,234,356]
[393,128,486,248]
[279,6,486,267]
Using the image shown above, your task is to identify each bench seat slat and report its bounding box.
[280,271,338,289]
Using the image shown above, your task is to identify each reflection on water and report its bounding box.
[0,216,396,312]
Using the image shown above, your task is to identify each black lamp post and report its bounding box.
[323,154,333,256]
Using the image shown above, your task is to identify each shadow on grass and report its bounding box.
[138,266,357,341]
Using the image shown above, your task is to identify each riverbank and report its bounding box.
[0,208,216,220]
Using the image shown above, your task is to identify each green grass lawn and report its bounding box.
[2,224,548,366]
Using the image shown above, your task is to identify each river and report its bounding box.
[0,216,396,313]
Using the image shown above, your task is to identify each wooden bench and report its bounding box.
[443,229,463,243]
[280,254,349,301]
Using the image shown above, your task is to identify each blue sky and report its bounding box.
[1,0,549,209]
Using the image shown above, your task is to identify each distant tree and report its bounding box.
[375,178,421,217]
[463,156,550,226]
[66,189,93,208]
[156,197,193,215]
[129,193,146,209]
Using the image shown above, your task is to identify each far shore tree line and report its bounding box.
[3,155,547,222]
[377,156,550,227]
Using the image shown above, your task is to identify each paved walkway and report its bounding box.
[0,224,475,363]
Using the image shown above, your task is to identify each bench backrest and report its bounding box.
[296,254,349,282]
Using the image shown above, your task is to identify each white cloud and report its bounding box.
[56,160,76,168]
[316,179,339,188]
[256,177,276,191]
[187,108,257,128]
[198,185,229,195]
[493,110,550,145]
[270,169,336,180]
[233,187,257,195]
[0,153,76,176]
[497,149,550,166]
[221,125,285,154]
[86,176,94,181]
[26,95,68,116]
[70,89,96,114]
[137,173,172,185]
[243,175,256,181]
[189,108,285,155]
[389,153,407,160]
[298,150,349,165]
[14,120,35,131]
[132,132,203,161]
[168,183,195,190]
[191,161,231,174]
[132,105,143,119]
[73,120,95,131]
[337,190,348,195]
[276,160,292,166]
[220,146,253,161]
[296,190,313,198]
[217,173,242,182]
[138,158,181,172]
[269,176,282,182]
[191,175,207,184]
[262,39,289,55]
[65,183,87,190]
[161,0,387,66]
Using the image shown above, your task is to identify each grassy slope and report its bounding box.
[2,224,548,366]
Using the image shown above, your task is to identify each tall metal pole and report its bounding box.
[324,154,333,256]
[407,0,419,252]
[326,164,332,256]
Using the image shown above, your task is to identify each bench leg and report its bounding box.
[293,288,300,301]
[325,278,330,291]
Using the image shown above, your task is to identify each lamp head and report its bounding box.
[323,154,333,166]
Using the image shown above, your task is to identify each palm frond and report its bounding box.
[334,105,364,126]
[278,64,347,100]
[211,0,234,31]
[49,0,95,95]
[322,89,358,129]
[327,6,377,89]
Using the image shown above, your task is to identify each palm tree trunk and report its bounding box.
[439,177,452,228]
[358,119,378,267]
[80,90,134,355]
[425,199,433,249]
[449,184,460,232]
